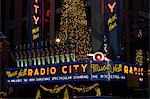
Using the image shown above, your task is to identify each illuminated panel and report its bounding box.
[104,0,122,59]
[31,0,42,43]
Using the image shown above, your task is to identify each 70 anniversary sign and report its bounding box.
[5,61,143,84]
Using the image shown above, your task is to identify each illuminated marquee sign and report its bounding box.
[31,0,42,41]
[107,1,117,32]
[104,0,122,57]
[5,61,143,84]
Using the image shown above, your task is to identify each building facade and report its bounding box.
[0,0,149,98]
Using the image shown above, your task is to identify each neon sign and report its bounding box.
[32,0,40,41]
[5,61,143,84]
[90,63,122,73]
[108,2,116,13]
[107,2,117,32]
[108,14,117,31]
[27,64,87,76]
[104,0,123,58]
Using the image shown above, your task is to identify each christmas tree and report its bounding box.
[57,0,92,61]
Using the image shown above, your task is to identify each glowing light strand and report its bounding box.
[135,49,143,66]
[57,0,92,61]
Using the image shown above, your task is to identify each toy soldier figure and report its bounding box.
[45,48,50,64]
[23,50,28,67]
[35,42,41,65]
[70,47,76,62]
[36,49,41,66]
[15,45,20,67]
[60,47,65,63]
[27,50,32,66]
[41,48,45,65]
[19,45,24,67]
[27,43,32,66]
[44,41,50,64]
[32,43,37,66]
[64,46,70,62]
[49,47,55,64]
[40,41,45,65]
[54,46,60,64]
[32,50,37,66]
[23,44,28,67]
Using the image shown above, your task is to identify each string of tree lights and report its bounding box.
[57,0,92,61]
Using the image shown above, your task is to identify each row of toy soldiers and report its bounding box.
[14,41,76,68]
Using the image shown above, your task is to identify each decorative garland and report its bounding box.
[68,83,100,93]
[0,91,7,98]
[40,84,66,94]
[35,88,41,99]
[36,83,101,98]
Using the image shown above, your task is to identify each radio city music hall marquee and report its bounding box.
[5,61,143,84]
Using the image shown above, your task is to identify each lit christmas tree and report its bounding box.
[57,0,92,61]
